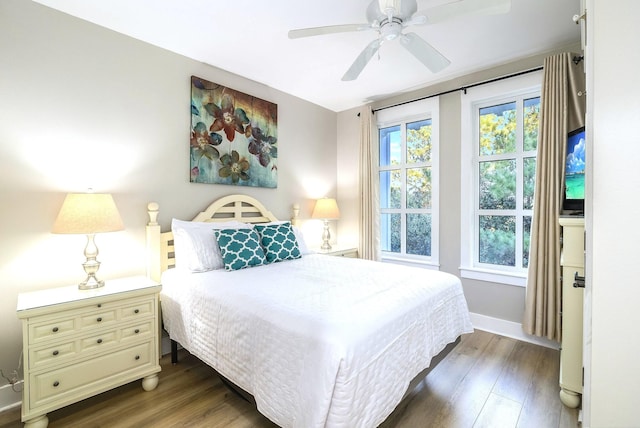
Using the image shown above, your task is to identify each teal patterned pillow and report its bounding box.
[255,222,301,263]
[213,228,266,271]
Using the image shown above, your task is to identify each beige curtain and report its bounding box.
[358,105,381,261]
[523,53,585,341]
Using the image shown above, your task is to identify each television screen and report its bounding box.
[563,126,585,212]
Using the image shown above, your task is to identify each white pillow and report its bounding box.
[292,226,312,255]
[171,218,253,272]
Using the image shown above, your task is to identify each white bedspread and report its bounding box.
[161,254,473,428]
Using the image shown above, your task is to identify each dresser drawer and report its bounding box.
[30,318,77,344]
[29,340,78,370]
[80,329,118,351]
[120,297,155,320]
[79,308,118,330]
[30,341,154,410]
[121,320,154,342]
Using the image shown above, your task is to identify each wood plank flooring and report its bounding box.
[0,330,579,428]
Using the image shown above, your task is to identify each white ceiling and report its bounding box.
[33,0,581,112]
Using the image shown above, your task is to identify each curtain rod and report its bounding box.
[370,65,544,114]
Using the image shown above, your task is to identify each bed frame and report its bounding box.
[146,194,278,283]
[145,193,461,422]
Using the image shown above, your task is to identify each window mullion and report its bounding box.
[400,122,407,255]
[515,96,524,269]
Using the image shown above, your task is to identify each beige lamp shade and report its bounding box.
[53,193,124,234]
[311,198,340,220]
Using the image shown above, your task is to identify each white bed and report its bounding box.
[146,194,473,428]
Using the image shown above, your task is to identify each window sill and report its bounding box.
[381,256,440,270]
[459,267,526,287]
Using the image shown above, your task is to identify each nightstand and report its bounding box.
[17,276,162,428]
[315,245,358,258]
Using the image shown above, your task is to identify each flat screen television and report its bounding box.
[562,126,585,213]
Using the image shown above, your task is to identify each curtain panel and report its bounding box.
[523,52,585,341]
[358,105,381,261]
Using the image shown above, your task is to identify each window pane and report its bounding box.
[407,119,432,163]
[479,102,516,155]
[524,97,540,152]
[379,170,401,209]
[407,213,431,256]
[479,160,516,209]
[406,167,431,209]
[523,157,536,209]
[379,125,401,166]
[381,213,401,253]
[523,216,532,268]
[479,215,515,266]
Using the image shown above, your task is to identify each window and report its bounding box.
[377,98,439,267]
[460,72,542,286]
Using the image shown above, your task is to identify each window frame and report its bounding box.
[377,98,440,269]
[460,71,542,286]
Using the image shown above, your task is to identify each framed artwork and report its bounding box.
[190,75,278,188]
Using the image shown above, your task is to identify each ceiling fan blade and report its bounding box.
[288,24,370,39]
[403,14,427,27]
[342,39,381,81]
[422,0,511,25]
[400,32,450,73]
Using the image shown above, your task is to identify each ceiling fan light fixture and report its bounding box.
[380,18,402,41]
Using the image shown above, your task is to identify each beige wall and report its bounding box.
[0,0,336,403]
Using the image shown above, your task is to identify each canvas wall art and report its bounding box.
[190,76,278,188]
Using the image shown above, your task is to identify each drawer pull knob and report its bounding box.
[52,350,59,356]
[97,317,102,322]
[134,309,140,314]
[97,339,103,344]
[53,381,59,387]
[52,327,59,333]
[135,355,140,360]
[97,304,102,308]
[134,329,140,334]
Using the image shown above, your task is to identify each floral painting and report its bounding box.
[190,76,277,188]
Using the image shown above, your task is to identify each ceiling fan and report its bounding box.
[288,0,511,81]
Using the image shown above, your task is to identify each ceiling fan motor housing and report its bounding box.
[380,18,403,41]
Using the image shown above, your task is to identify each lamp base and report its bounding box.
[79,275,105,290]
[78,234,105,290]
[320,241,332,251]
[320,219,332,251]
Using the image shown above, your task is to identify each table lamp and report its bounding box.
[52,193,124,289]
[311,197,340,250]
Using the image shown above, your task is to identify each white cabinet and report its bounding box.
[559,217,584,408]
[17,276,162,428]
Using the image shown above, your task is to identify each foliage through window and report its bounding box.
[379,118,436,261]
[476,95,539,270]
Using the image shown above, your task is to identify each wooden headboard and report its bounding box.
[146,194,278,282]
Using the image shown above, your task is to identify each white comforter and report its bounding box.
[161,254,473,428]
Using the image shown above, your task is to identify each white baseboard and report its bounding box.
[470,312,559,350]
[0,381,22,414]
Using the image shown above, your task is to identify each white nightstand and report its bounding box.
[16,276,162,428]
[314,245,358,258]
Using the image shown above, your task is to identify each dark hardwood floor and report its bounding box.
[0,330,579,427]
